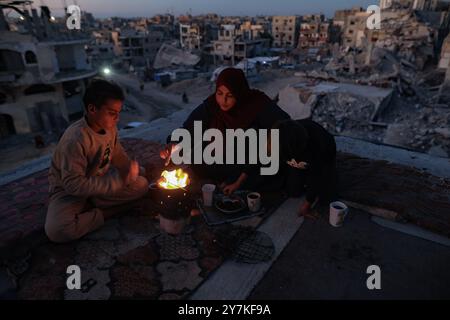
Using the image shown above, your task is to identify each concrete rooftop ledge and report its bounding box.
[0,155,52,187]
[336,135,450,180]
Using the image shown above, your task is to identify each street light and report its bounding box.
[102,67,111,76]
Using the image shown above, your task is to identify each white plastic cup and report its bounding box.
[247,192,261,212]
[329,201,349,227]
[202,184,216,207]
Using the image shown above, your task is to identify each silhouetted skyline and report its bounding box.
[44,0,376,18]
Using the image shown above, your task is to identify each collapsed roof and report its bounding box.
[153,43,201,69]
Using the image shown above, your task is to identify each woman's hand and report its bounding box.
[221,172,248,196]
[223,181,240,196]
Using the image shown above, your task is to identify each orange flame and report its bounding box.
[158,168,189,190]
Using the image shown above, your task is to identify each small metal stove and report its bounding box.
[149,169,193,234]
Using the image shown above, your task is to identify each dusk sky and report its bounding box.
[45,0,376,18]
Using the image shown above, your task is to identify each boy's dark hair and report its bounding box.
[83,78,125,110]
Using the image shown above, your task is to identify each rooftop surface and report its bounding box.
[0,132,448,299]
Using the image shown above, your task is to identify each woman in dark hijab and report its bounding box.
[160,67,290,194]
[272,119,338,217]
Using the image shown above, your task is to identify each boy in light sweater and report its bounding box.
[45,79,149,243]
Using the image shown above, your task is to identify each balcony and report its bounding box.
[46,69,98,84]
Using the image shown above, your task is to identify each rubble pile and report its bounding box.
[311,92,387,142]
[292,9,450,157]
[305,10,446,96]
[404,105,450,156]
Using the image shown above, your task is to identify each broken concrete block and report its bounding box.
[278,86,313,120]
[383,124,414,147]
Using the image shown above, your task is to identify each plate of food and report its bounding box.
[214,194,247,214]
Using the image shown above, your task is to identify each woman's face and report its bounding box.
[215,85,237,112]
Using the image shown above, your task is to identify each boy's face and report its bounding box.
[87,99,122,131]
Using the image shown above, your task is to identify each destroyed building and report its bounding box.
[0,2,96,138]
[211,24,270,65]
[321,6,450,86]
[111,28,164,70]
[179,23,204,52]
[153,43,201,71]
[87,30,117,68]
[178,19,221,63]
[280,2,450,157]
[343,9,371,48]
[271,16,301,49]
[332,7,366,47]
[298,15,330,50]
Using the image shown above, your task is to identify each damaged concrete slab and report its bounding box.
[278,81,393,123]
[153,43,201,69]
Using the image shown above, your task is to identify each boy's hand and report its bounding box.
[160,144,175,166]
[125,160,139,185]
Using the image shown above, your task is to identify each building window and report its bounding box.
[24,51,37,64]
[0,50,24,72]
